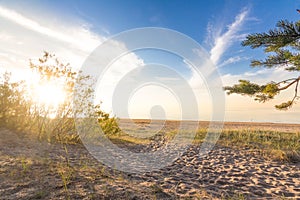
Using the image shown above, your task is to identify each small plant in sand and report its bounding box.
[20,157,29,175]
[57,162,74,200]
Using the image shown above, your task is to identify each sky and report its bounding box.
[0,0,300,123]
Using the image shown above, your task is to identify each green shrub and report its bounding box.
[0,52,121,143]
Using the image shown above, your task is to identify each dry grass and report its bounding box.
[113,126,300,163]
[217,129,300,162]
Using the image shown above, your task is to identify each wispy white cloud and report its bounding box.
[0,5,145,71]
[187,8,250,90]
[0,5,103,52]
[209,8,249,65]
[222,67,295,86]
[218,56,249,68]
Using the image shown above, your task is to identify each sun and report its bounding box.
[33,82,66,108]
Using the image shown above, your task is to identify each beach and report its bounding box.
[1,121,300,199]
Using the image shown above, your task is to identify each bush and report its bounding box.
[0,52,121,143]
[0,72,31,130]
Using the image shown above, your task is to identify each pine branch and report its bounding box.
[224,76,300,108]
[276,78,299,85]
[242,20,300,50]
[275,78,299,110]
[277,76,300,91]
[250,50,300,71]
[225,20,300,110]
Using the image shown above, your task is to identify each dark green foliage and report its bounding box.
[224,80,280,102]
[225,19,300,110]
[242,20,300,51]
[224,80,262,95]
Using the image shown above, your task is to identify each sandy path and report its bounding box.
[133,145,300,198]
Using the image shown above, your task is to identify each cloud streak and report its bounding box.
[209,8,249,65]
[218,56,249,68]
[0,5,103,52]
[188,8,249,89]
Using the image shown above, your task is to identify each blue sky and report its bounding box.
[0,0,300,123]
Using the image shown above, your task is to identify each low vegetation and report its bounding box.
[106,126,300,163]
[0,52,120,143]
[218,129,300,162]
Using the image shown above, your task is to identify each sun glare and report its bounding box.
[34,83,66,107]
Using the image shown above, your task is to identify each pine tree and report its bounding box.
[224,20,300,110]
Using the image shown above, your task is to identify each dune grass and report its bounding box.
[111,128,300,163]
[217,129,300,162]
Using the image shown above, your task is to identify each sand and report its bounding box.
[1,121,300,199]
